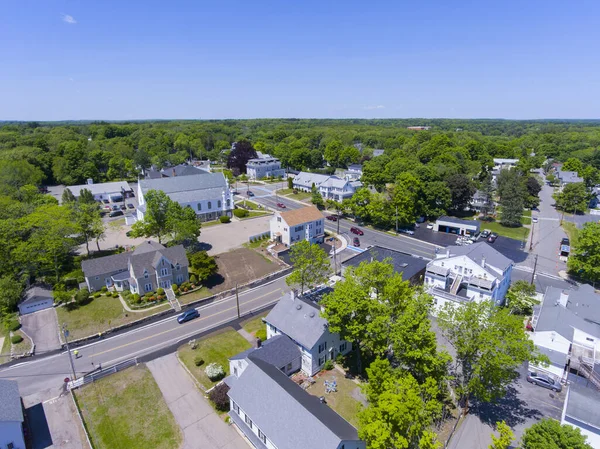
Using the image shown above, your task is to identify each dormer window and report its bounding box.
[176,264,180,271]
[162,259,165,266]
[144,270,149,279]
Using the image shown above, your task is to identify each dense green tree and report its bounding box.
[562,157,584,173]
[311,185,324,209]
[499,179,525,227]
[489,421,514,449]
[346,188,371,221]
[287,176,293,189]
[324,140,344,167]
[61,188,76,204]
[568,222,600,281]
[227,139,257,175]
[0,276,24,317]
[521,418,592,449]
[0,160,44,191]
[188,251,218,283]
[73,201,104,255]
[437,300,546,413]
[479,173,495,216]
[78,188,96,204]
[130,190,172,244]
[554,182,590,213]
[580,165,598,190]
[505,280,538,315]
[168,203,202,244]
[446,173,476,211]
[422,181,452,218]
[285,240,330,293]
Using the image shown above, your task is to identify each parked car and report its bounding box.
[532,217,538,223]
[112,204,119,211]
[326,215,338,221]
[350,227,364,236]
[247,191,255,197]
[353,237,360,247]
[399,228,415,235]
[526,372,562,392]
[104,205,112,211]
[231,190,240,195]
[487,233,498,243]
[103,199,110,204]
[561,237,570,246]
[109,210,123,218]
[426,223,434,230]
[469,231,481,242]
[276,202,286,208]
[120,204,127,211]
[127,203,135,209]
[481,229,491,239]
[177,309,200,324]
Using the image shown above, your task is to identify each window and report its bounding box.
[318,341,327,353]
[277,217,281,222]
[233,401,239,414]
[95,276,99,280]
[227,199,230,207]
[144,271,149,279]
[218,200,221,208]
[339,342,347,353]
[162,259,165,266]
[176,264,180,271]
[197,203,202,211]
[208,201,212,209]
[286,362,292,372]
[145,283,152,292]
[258,429,267,444]
[234,366,238,376]
[295,225,304,232]
[177,275,184,283]
[318,356,325,366]
[245,415,252,428]
[160,268,168,276]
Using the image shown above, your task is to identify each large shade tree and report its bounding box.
[227,139,257,175]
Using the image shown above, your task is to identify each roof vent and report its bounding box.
[309,311,315,318]
[296,304,302,310]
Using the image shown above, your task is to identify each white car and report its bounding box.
[532,217,539,223]
[426,223,434,230]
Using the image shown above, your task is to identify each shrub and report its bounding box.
[255,328,267,342]
[190,274,198,284]
[233,209,248,218]
[205,363,225,381]
[93,292,101,298]
[6,320,21,332]
[171,284,178,292]
[133,294,142,304]
[112,292,119,298]
[101,286,108,292]
[144,292,154,298]
[219,215,231,223]
[336,353,345,364]
[11,335,23,344]
[323,359,334,371]
[148,296,156,302]
[194,356,205,366]
[208,383,231,412]
[157,288,165,296]
[75,288,90,304]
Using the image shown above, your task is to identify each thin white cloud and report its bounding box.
[364,105,385,110]
[62,14,77,24]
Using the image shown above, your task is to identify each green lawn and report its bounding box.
[177,287,212,305]
[202,220,224,228]
[306,370,363,427]
[57,296,170,340]
[0,331,11,364]
[246,211,271,218]
[244,238,270,249]
[75,365,181,449]
[11,330,32,355]
[478,221,530,241]
[562,222,580,248]
[277,189,311,201]
[241,313,268,337]
[178,328,251,390]
[238,200,261,210]
[276,188,294,195]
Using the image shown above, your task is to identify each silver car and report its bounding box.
[526,372,562,392]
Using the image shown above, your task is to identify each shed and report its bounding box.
[18,285,54,315]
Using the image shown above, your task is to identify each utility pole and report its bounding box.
[395,205,399,234]
[530,254,538,285]
[235,283,240,319]
[529,219,535,250]
[63,324,77,380]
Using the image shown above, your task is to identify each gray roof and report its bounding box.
[446,242,513,273]
[536,346,568,368]
[139,172,227,195]
[436,216,480,229]
[146,164,209,179]
[265,294,327,350]
[557,170,583,184]
[168,187,227,204]
[372,149,385,157]
[426,264,450,277]
[20,284,53,306]
[535,286,600,340]
[227,357,359,449]
[342,246,427,282]
[293,172,331,187]
[565,382,600,430]
[0,379,23,422]
[81,252,130,278]
[347,164,362,171]
[230,334,300,369]
[66,181,131,197]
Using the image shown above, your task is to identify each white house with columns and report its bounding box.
[137,172,233,222]
[425,242,513,312]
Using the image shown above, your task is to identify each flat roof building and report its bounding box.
[434,216,480,236]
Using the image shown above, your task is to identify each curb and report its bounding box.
[71,390,94,449]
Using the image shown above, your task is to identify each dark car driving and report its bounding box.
[350,227,364,236]
[526,372,562,392]
[177,309,200,324]
[326,215,338,221]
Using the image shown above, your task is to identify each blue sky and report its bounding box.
[1,0,599,120]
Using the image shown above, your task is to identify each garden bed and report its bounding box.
[75,365,181,449]
[11,330,32,355]
[178,328,251,390]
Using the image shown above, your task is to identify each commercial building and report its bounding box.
[63,180,132,203]
[270,205,325,247]
[138,172,232,222]
[434,216,480,236]
[425,242,513,311]
[246,157,286,180]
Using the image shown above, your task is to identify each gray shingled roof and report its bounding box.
[565,382,600,430]
[81,252,130,278]
[20,284,53,306]
[139,172,227,195]
[446,242,512,272]
[228,357,359,449]
[146,164,209,179]
[129,244,188,279]
[168,187,227,204]
[0,379,23,422]
[535,346,568,368]
[535,287,600,340]
[342,246,427,282]
[229,334,300,369]
[265,294,327,350]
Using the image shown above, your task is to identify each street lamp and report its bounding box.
[62,324,77,380]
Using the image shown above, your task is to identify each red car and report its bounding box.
[326,215,338,221]
[276,203,286,208]
[350,227,364,236]
[353,237,360,247]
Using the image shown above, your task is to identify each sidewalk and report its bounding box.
[147,354,249,449]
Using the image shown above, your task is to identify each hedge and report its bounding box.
[6,320,21,332]
[219,215,231,223]
[233,209,248,218]
[11,335,23,344]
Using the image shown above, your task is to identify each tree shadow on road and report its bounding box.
[471,384,543,428]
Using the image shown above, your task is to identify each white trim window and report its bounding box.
[160,268,168,276]
[144,283,152,292]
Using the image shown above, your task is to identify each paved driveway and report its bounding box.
[21,309,61,354]
[147,354,249,449]
[200,215,271,255]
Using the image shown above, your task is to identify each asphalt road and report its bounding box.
[0,276,289,398]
